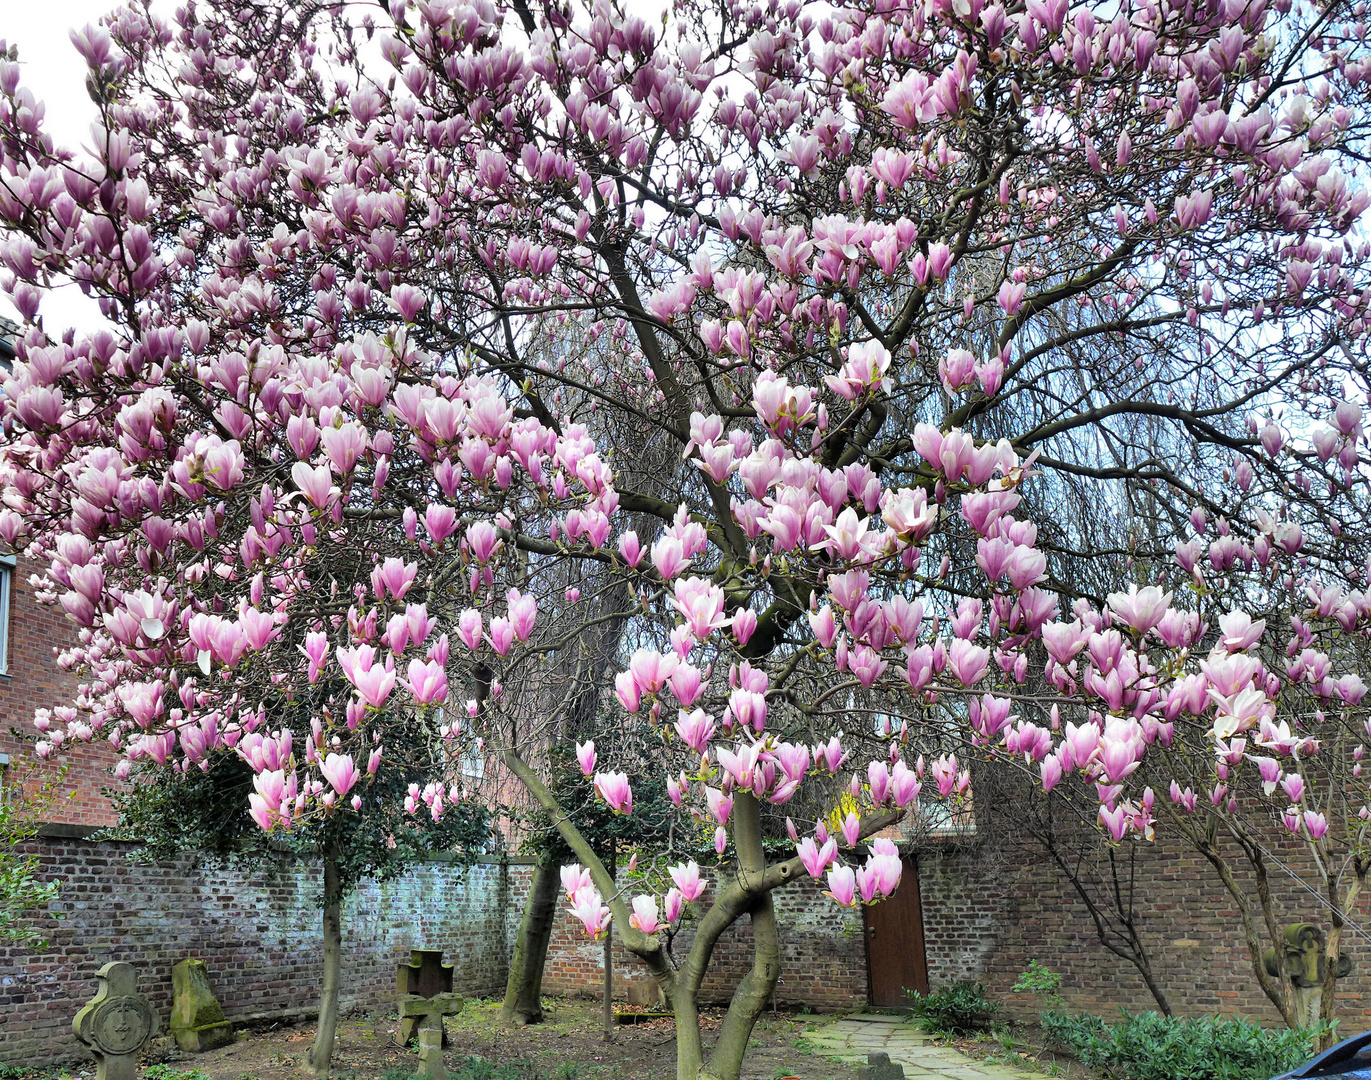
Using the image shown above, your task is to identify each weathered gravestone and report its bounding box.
[1262,922,1354,1028]
[395,949,454,1046]
[169,958,234,1052]
[856,1052,905,1080]
[73,962,160,1080]
[399,991,463,1080]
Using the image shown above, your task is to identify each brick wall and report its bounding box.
[0,838,512,1066]
[0,555,118,828]
[916,827,1371,1028]
[519,863,869,1012]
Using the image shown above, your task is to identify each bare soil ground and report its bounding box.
[41,1000,856,1080]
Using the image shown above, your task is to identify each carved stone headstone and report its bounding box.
[1262,923,1354,1028]
[73,963,160,1080]
[857,1052,905,1080]
[399,992,463,1080]
[169,958,234,1052]
[394,950,454,1046]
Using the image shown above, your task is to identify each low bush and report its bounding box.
[1041,1009,1320,1080]
[905,981,1000,1035]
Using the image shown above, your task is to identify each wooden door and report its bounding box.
[863,855,928,1007]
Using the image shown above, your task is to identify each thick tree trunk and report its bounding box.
[700,794,782,1080]
[501,859,561,1026]
[306,853,343,1077]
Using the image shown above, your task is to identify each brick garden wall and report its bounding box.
[916,828,1371,1029]
[0,556,119,828]
[0,839,513,1066]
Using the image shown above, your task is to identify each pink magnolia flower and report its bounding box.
[669,860,706,902]
[321,422,368,476]
[825,864,857,907]
[652,536,691,579]
[671,577,729,639]
[668,663,704,708]
[618,530,644,567]
[457,609,483,651]
[568,884,611,938]
[705,786,734,825]
[1218,609,1265,652]
[629,895,661,934]
[890,760,921,807]
[931,754,961,797]
[946,638,990,686]
[488,615,514,655]
[1106,584,1172,635]
[576,740,597,776]
[560,864,593,898]
[856,845,902,902]
[291,461,336,509]
[733,607,758,646]
[674,708,715,754]
[664,888,683,925]
[507,589,537,641]
[1099,803,1130,841]
[1304,810,1329,840]
[797,836,838,878]
[371,558,417,602]
[938,348,978,393]
[615,670,642,713]
[402,658,448,705]
[629,649,678,695]
[423,503,457,544]
[466,521,501,562]
[320,752,359,796]
[594,770,633,814]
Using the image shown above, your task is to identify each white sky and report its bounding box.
[1,1,130,333]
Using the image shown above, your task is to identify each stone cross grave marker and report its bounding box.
[1262,922,1354,1028]
[395,949,455,1046]
[399,991,463,1080]
[170,958,234,1052]
[73,962,160,1080]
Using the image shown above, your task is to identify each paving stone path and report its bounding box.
[805,1013,1042,1080]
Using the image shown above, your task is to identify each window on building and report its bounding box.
[0,553,12,675]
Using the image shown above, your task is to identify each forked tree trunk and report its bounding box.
[687,793,782,1080]
[307,852,343,1077]
[503,749,899,1080]
[501,858,561,1025]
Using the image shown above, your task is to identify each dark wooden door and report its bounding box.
[864,855,928,1006]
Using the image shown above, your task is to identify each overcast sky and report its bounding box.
[2,2,128,332]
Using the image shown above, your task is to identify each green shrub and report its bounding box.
[905,981,1000,1035]
[1013,961,1064,1014]
[380,1068,420,1080]
[1041,1009,1320,1080]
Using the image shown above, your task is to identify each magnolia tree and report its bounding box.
[3,0,1371,1075]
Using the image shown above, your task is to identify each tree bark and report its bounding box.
[501,858,561,1026]
[701,793,781,1080]
[307,852,343,1077]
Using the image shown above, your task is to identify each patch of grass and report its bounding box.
[143,1067,211,1080]
[379,1068,420,1080]
[791,1037,815,1054]
[551,1064,579,1080]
